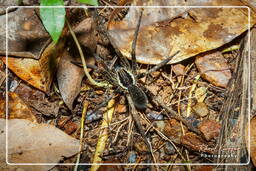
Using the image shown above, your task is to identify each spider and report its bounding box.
[94,9,179,111]
[91,9,180,162]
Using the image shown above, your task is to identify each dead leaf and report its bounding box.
[108,0,256,64]
[74,17,97,52]
[195,51,231,88]
[57,50,84,110]
[1,39,64,92]
[192,102,209,117]
[163,119,184,144]
[180,132,215,154]
[15,83,59,117]
[0,92,37,122]
[0,8,50,59]
[0,119,79,171]
[198,120,221,141]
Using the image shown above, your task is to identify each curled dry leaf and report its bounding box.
[0,92,37,122]
[108,0,256,64]
[0,8,50,59]
[57,50,84,110]
[0,119,80,171]
[1,39,65,92]
[195,51,232,88]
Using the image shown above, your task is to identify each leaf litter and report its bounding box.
[0,0,255,170]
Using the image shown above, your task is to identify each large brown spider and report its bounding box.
[92,9,180,162]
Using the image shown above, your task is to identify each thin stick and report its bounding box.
[74,101,89,171]
[131,9,144,75]
[127,95,159,170]
[155,97,202,136]
[136,51,180,79]
[66,19,108,87]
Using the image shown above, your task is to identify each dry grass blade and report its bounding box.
[90,98,115,171]
[74,101,89,171]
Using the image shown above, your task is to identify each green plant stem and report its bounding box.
[66,19,108,87]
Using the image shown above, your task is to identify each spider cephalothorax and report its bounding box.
[116,67,148,110]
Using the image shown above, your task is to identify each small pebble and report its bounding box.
[128,151,136,163]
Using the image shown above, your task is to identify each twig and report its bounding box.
[131,8,144,75]
[127,95,159,170]
[155,97,202,136]
[74,101,89,171]
[66,19,109,87]
[136,51,180,79]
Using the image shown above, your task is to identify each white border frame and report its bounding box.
[5,5,251,166]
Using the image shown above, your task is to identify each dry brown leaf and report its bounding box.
[57,50,84,110]
[192,102,209,117]
[0,92,37,122]
[0,119,79,171]
[195,51,231,88]
[74,17,97,52]
[15,83,59,116]
[162,119,184,144]
[1,39,64,92]
[180,132,215,154]
[198,120,221,141]
[0,8,50,59]
[108,0,256,64]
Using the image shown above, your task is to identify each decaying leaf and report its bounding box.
[198,120,221,141]
[0,8,50,59]
[0,92,37,122]
[0,119,79,171]
[15,83,60,116]
[195,51,231,88]
[57,50,84,110]
[180,132,215,154]
[108,0,256,64]
[192,102,209,117]
[74,17,97,52]
[1,39,65,92]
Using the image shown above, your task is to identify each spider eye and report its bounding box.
[117,68,135,89]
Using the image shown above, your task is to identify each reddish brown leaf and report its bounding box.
[180,132,215,153]
[199,120,221,141]
[195,52,232,88]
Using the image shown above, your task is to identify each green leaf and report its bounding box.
[78,0,98,6]
[40,0,66,43]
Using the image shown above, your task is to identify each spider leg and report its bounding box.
[131,9,144,75]
[136,50,180,79]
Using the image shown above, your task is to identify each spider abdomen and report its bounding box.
[128,85,148,110]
